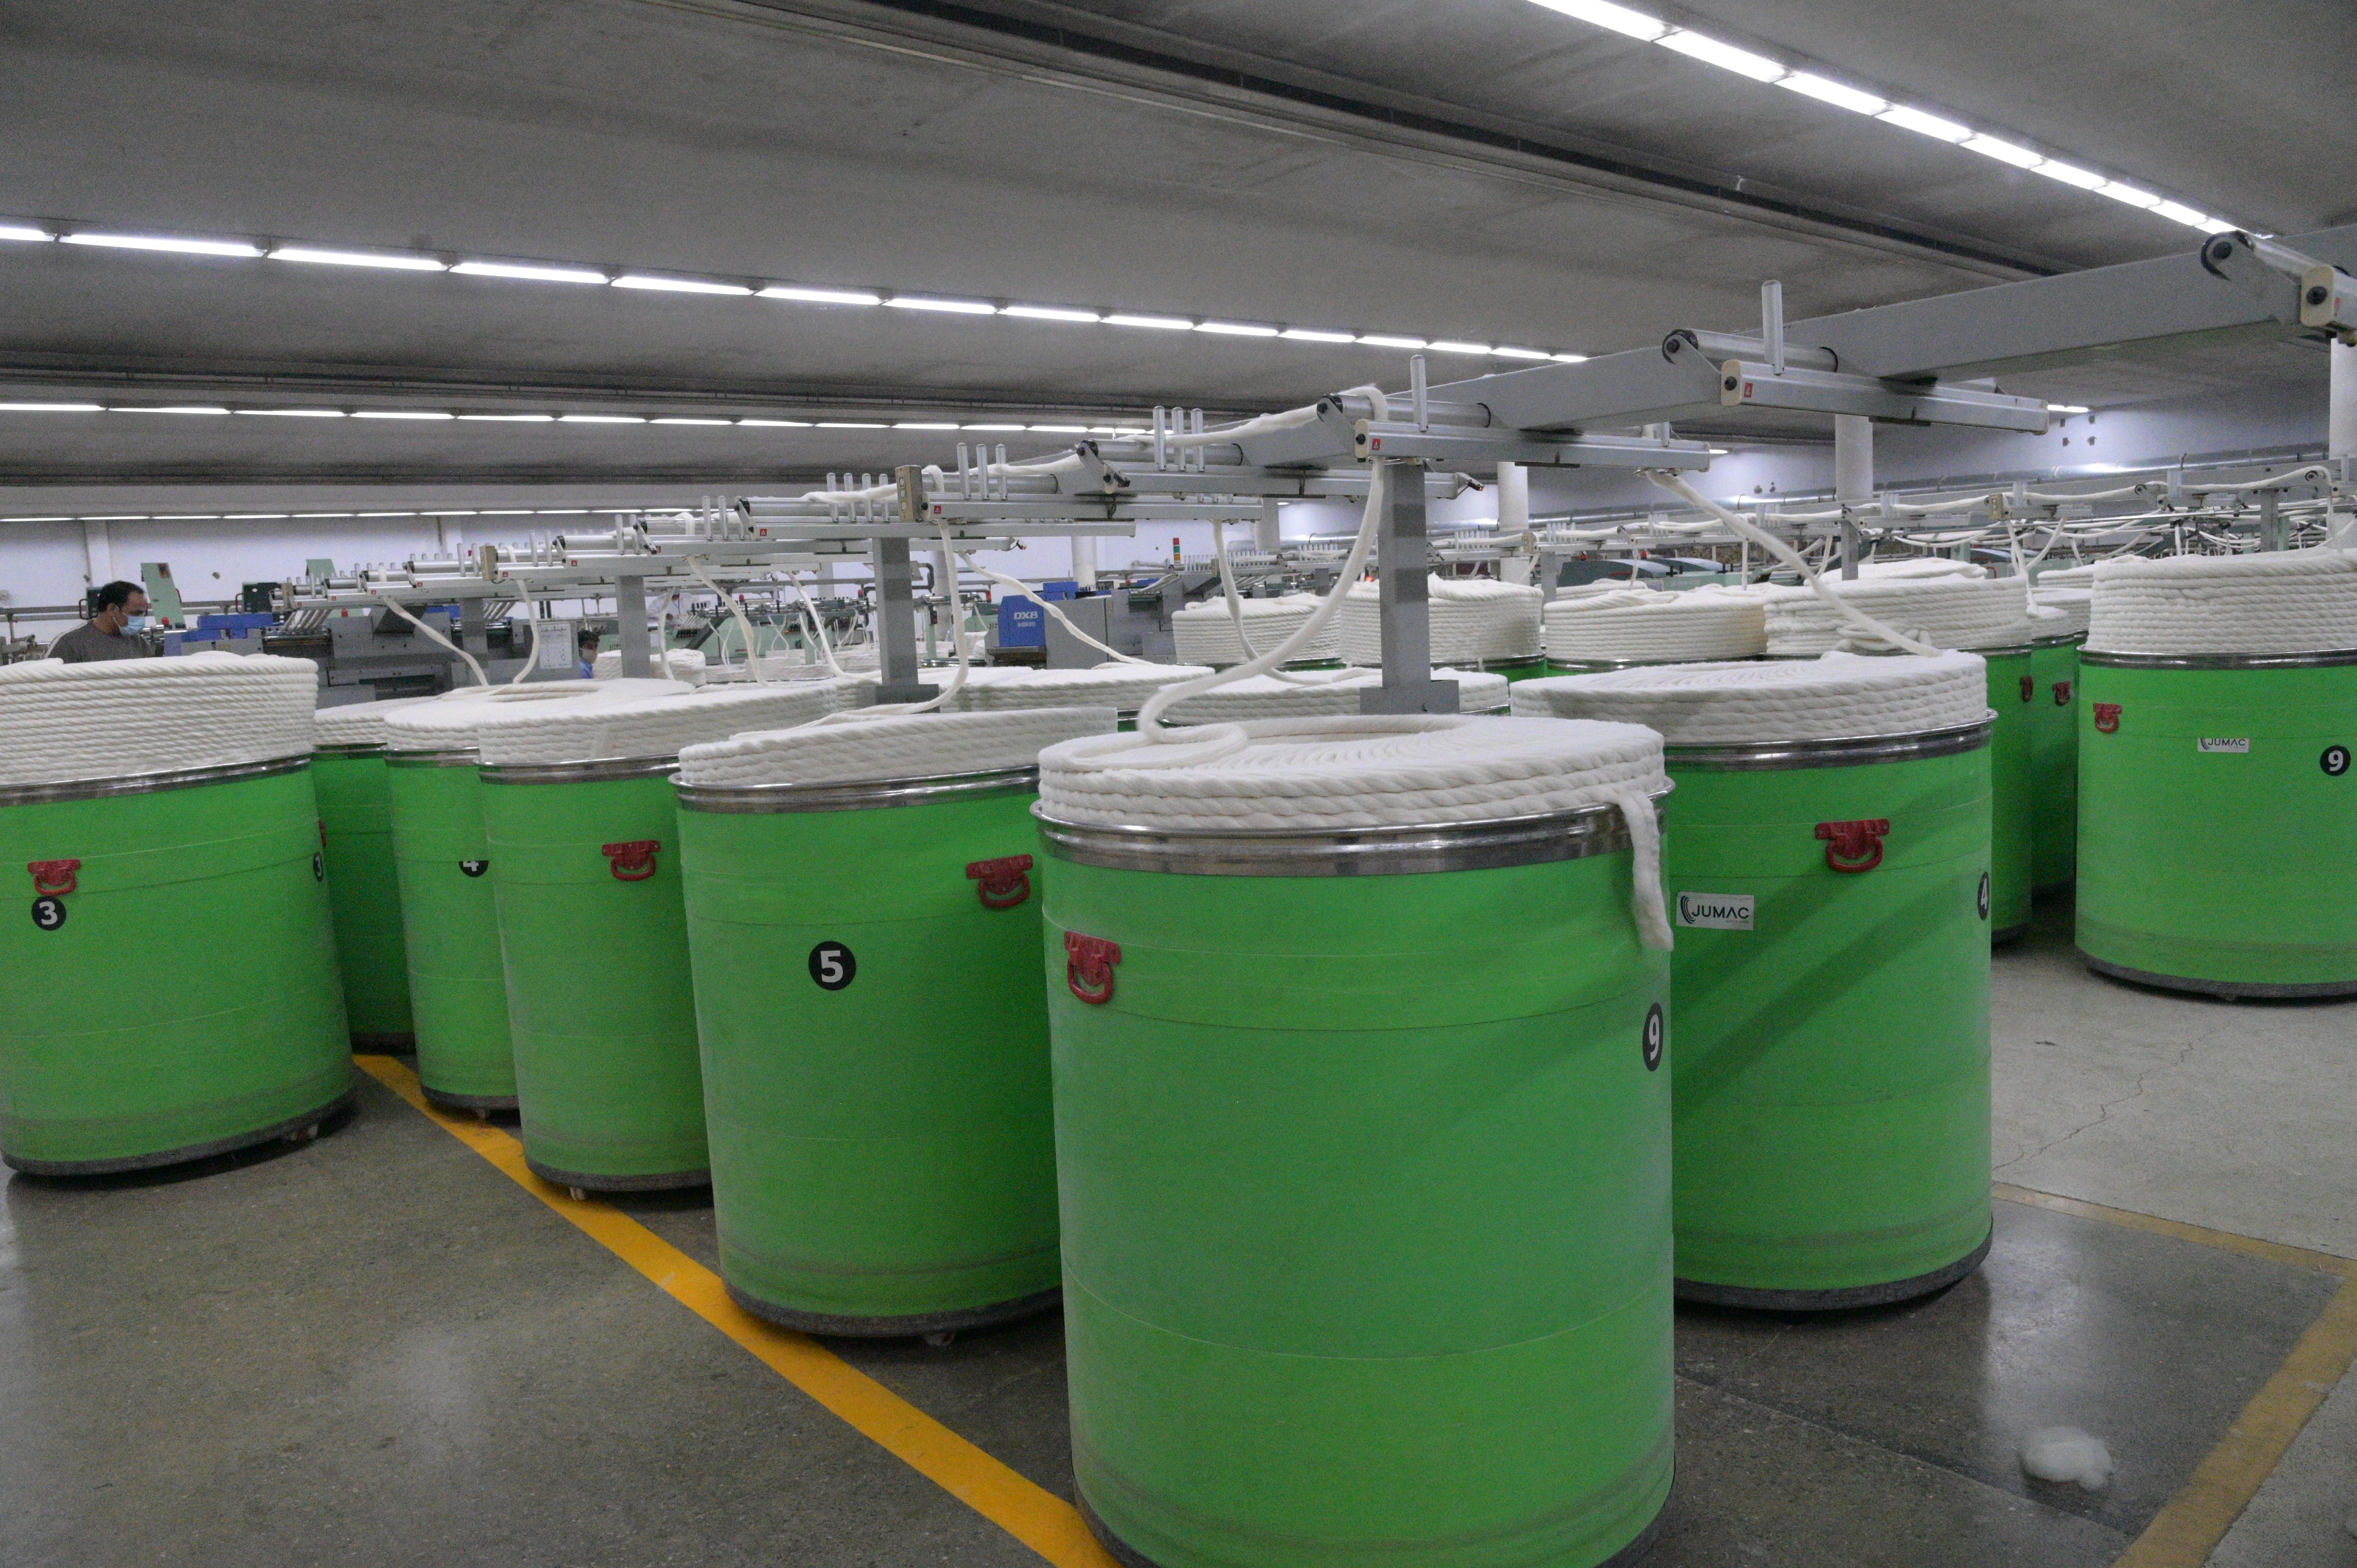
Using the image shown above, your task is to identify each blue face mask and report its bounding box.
[123,614,151,631]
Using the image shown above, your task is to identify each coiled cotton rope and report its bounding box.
[2034,564,2097,590]
[940,664,1213,713]
[1853,558,1989,580]
[1172,595,1340,666]
[1041,714,1672,947]
[2086,548,2357,654]
[1338,576,1543,666]
[0,652,318,787]
[678,707,1115,789]
[467,680,857,766]
[314,694,442,749]
[1542,585,1767,663]
[2034,590,2091,639]
[1512,650,1990,746]
[1162,667,1509,724]
[593,647,708,685]
[1760,576,2046,655]
[382,678,695,753]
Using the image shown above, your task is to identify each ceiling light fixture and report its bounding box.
[1281,328,1357,343]
[61,231,263,257]
[883,295,997,314]
[0,401,104,412]
[457,413,556,422]
[1777,73,1885,115]
[1655,30,1786,82]
[762,285,883,306]
[1525,0,1667,42]
[114,405,231,415]
[1197,321,1280,337]
[270,247,446,271]
[611,274,754,295]
[1104,313,1195,331]
[1427,340,1495,354]
[453,260,609,284]
[1960,134,2044,170]
[558,414,646,423]
[1359,334,1428,350]
[1877,106,1972,143]
[0,223,53,242]
[352,410,456,420]
[1003,304,1101,322]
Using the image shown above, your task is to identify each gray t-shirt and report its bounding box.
[49,622,150,663]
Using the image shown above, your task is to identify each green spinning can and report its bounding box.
[482,758,707,1190]
[677,767,1060,1335]
[0,759,353,1173]
[313,742,415,1047]
[1662,723,1994,1306]
[2030,633,2083,894]
[385,748,517,1109]
[1041,798,1674,1568]
[1979,645,2035,942]
[2076,650,2357,997]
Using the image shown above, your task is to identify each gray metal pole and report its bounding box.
[1834,414,1872,580]
[458,595,488,656]
[870,536,937,705]
[614,574,652,677]
[2332,339,2357,484]
[1359,458,1459,716]
[2260,487,2284,552]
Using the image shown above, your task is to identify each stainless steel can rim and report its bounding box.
[479,754,681,785]
[2080,647,2357,670]
[676,766,1038,814]
[1664,716,1994,772]
[1542,653,1739,671]
[1034,784,1671,877]
[2031,632,2088,649]
[0,753,310,807]
[312,742,387,759]
[385,747,482,768]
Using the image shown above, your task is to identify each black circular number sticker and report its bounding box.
[1978,872,1992,921]
[460,859,489,878]
[2323,746,2350,777]
[809,941,856,991]
[30,896,66,931]
[1641,1003,1664,1072]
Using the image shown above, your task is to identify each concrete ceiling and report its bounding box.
[0,0,2347,490]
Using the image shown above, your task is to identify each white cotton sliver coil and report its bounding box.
[314,694,442,749]
[0,652,320,787]
[2034,564,2098,590]
[1542,587,1766,663]
[1171,595,1339,666]
[468,680,858,766]
[1338,577,1542,665]
[1854,558,1989,579]
[1760,576,2042,655]
[1511,650,1990,746]
[678,707,1117,789]
[2086,548,2357,654]
[1161,667,1509,724]
[2034,590,2091,639]
[940,664,1213,713]
[381,678,695,753]
[594,647,708,684]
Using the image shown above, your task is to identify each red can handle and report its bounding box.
[601,840,661,881]
[2094,703,2122,734]
[29,860,80,896]
[1815,819,1891,874]
[2053,680,2073,707]
[2020,674,2035,703]
[1065,931,1122,1005]
[966,854,1035,910]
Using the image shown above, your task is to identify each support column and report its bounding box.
[1358,459,1459,716]
[2332,339,2357,482]
[81,518,112,588]
[1834,415,1872,581]
[1069,533,1099,590]
[1496,461,1530,533]
[614,574,652,678]
[1253,499,1282,554]
[458,595,489,656]
[871,536,937,705]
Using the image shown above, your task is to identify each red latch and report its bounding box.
[1815,819,1891,874]
[1065,931,1122,1005]
[28,860,80,896]
[601,840,660,881]
[966,854,1035,910]
[2020,674,2035,703]
[2094,703,2122,734]
[2053,680,2073,707]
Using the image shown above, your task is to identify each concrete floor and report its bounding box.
[3,899,2353,1567]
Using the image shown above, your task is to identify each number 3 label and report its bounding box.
[808,941,856,991]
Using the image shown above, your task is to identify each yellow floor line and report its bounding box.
[353,1055,1116,1568]
[1993,1183,2357,1566]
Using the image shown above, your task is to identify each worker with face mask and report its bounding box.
[49,581,157,662]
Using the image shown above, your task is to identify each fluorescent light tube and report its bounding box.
[2152,202,2230,231]
[0,224,52,242]
[651,417,731,425]
[115,405,230,415]
[1525,0,1668,42]
[1003,305,1102,322]
[816,421,886,428]
[762,285,883,306]
[2033,160,2107,190]
[1281,328,1356,343]
[1359,334,1428,350]
[352,410,456,420]
[883,295,997,314]
[557,414,646,423]
[1961,135,2044,170]
[2096,181,2163,208]
[1656,31,1786,82]
[895,422,961,429]
[611,274,754,295]
[1197,322,1279,337]
[454,260,609,284]
[1105,314,1194,330]
[270,247,445,270]
[736,418,811,427]
[235,408,346,417]
[1778,74,1885,115]
[0,402,103,412]
[963,423,1028,431]
[1493,347,1553,360]
[61,232,263,257]
[1876,106,1972,143]
[457,413,556,422]
[1031,424,1090,433]
[1428,340,1494,354]
[2046,403,2090,413]
[1551,353,1591,362]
